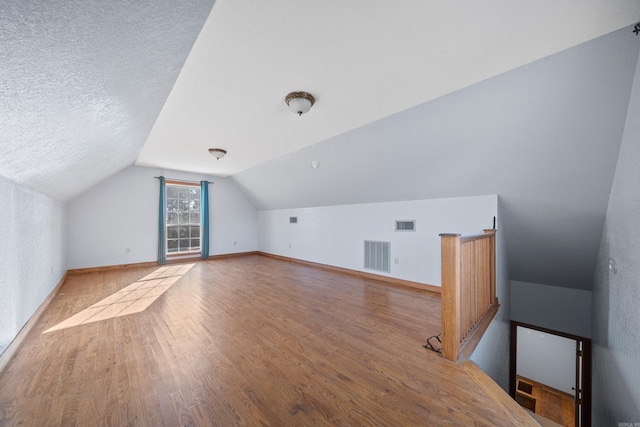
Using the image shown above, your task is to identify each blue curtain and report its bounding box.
[201,181,210,259]
[157,176,166,265]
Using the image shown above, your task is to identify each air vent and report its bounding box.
[289,216,298,224]
[364,240,390,273]
[395,220,416,232]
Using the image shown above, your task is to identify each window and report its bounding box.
[165,182,201,255]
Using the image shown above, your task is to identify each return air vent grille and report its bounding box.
[364,240,390,273]
[395,220,416,232]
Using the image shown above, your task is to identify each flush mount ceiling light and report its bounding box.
[285,91,315,116]
[208,148,227,160]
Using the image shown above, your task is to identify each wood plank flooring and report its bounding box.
[0,255,526,426]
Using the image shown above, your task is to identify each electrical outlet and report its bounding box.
[289,243,292,249]
[125,247,131,253]
[234,241,237,246]
[394,258,400,265]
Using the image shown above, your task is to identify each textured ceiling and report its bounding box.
[137,0,640,177]
[0,0,214,200]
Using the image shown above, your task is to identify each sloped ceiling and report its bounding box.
[1,0,638,200]
[137,0,640,177]
[0,0,215,200]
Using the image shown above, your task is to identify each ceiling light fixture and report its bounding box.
[208,148,227,160]
[285,91,315,116]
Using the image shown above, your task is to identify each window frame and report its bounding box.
[164,180,202,257]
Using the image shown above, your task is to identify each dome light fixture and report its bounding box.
[285,91,315,116]
[208,148,227,160]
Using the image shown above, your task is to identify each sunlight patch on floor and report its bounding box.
[43,264,195,333]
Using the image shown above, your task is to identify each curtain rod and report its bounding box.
[154,176,213,184]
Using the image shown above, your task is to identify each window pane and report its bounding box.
[191,226,200,238]
[179,188,189,200]
[167,226,179,239]
[192,199,200,212]
[166,186,179,198]
[190,213,200,224]
[167,199,178,212]
[167,212,178,225]
[179,199,189,212]
[179,239,190,251]
[179,226,189,238]
[190,239,200,249]
[179,212,189,224]
[189,188,199,200]
[167,239,178,252]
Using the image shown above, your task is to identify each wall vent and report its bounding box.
[364,240,391,273]
[395,220,416,232]
[289,216,298,224]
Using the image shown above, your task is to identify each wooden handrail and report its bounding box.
[440,229,498,362]
[459,233,493,243]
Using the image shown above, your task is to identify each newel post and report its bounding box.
[440,233,461,362]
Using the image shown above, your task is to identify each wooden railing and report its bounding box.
[440,229,498,362]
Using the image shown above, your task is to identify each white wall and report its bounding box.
[67,165,258,269]
[470,197,511,391]
[510,280,591,338]
[591,47,640,425]
[517,326,576,395]
[258,195,496,286]
[0,176,66,356]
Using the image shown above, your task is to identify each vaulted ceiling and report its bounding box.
[1,1,640,290]
[137,0,640,178]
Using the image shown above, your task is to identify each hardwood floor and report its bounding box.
[0,255,528,426]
